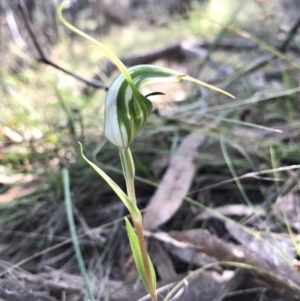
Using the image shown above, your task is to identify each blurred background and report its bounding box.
[1,1,300,300]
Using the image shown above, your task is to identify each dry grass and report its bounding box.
[1,1,300,300]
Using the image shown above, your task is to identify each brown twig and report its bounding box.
[17,0,108,90]
[84,22,300,95]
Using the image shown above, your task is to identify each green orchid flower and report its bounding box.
[105,64,234,149]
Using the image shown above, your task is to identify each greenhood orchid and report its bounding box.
[105,64,234,149]
[57,2,234,301]
[57,2,233,151]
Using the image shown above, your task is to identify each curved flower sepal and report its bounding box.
[105,64,234,149]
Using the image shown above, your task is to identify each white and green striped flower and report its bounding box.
[105,64,234,149]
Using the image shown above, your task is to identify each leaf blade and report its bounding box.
[79,143,141,221]
[125,218,157,293]
[125,217,149,291]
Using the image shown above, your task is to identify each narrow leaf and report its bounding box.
[79,143,141,221]
[63,169,95,301]
[148,248,157,292]
[125,218,156,292]
[125,217,149,291]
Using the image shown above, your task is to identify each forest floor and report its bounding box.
[1,1,300,300]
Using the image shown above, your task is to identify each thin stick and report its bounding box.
[17,1,107,90]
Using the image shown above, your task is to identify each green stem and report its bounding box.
[119,148,157,301]
[119,148,136,205]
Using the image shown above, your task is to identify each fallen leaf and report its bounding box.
[165,243,217,267]
[0,184,40,203]
[225,222,295,262]
[145,228,217,269]
[143,132,206,230]
[146,229,300,298]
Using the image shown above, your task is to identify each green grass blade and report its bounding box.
[62,168,95,301]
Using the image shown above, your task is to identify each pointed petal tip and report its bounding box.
[183,75,234,98]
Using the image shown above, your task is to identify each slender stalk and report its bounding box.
[126,177,136,205]
[119,148,136,205]
[120,148,157,301]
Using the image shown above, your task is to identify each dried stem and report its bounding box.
[17,1,107,90]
